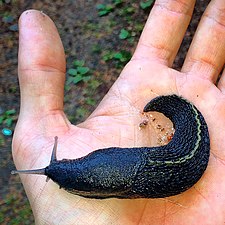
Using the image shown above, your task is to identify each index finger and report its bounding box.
[133,0,195,66]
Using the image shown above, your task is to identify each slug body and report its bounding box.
[12,95,210,199]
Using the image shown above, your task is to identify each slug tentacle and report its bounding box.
[10,136,59,176]
[51,136,58,163]
[11,95,210,199]
[11,168,46,175]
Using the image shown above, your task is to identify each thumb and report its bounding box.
[13,10,70,169]
[16,10,70,136]
[18,10,66,119]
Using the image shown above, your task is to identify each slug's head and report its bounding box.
[11,137,135,198]
[11,136,59,181]
[42,147,142,199]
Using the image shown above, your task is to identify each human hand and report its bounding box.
[12,0,225,224]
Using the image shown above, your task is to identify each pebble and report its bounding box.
[2,128,12,136]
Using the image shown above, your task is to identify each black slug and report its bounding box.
[12,95,210,199]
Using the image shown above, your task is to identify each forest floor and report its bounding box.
[0,0,210,224]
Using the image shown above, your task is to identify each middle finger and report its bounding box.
[133,0,195,67]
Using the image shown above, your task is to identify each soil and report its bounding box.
[0,0,210,223]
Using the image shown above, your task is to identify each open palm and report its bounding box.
[12,1,225,224]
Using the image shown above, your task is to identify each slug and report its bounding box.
[11,95,210,199]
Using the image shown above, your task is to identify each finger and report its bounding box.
[133,0,195,66]
[18,10,66,117]
[182,0,225,82]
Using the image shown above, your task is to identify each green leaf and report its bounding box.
[96,4,105,10]
[73,75,83,84]
[5,109,16,116]
[67,76,75,84]
[123,6,135,14]
[113,52,123,60]
[113,51,131,62]
[68,68,77,76]
[120,52,132,62]
[86,98,96,106]
[89,80,101,89]
[5,118,13,127]
[0,135,5,146]
[77,67,90,75]
[82,76,91,82]
[119,29,130,39]
[97,4,113,16]
[105,5,114,11]
[113,0,123,6]
[0,116,4,124]
[73,60,85,67]
[98,10,110,17]
[140,0,154,9]
[64,84,71,91]
[102,52,114,61]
